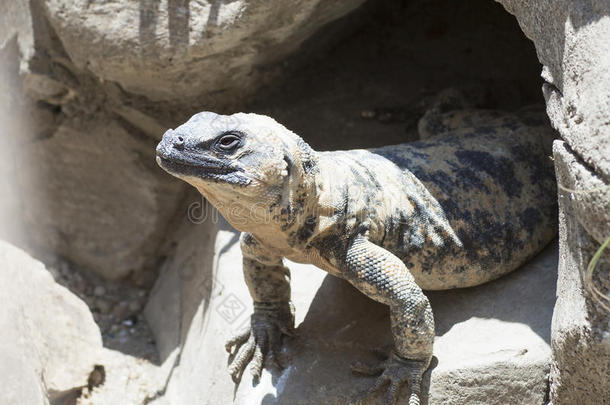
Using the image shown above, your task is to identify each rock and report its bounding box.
[495,0,610,180]
[94,298,112,314]
[128,300,142,313]
[552,142,609,247]
[145,213,557,404]
[76,347,169,405]
[1,9,187,281]
[549,141,610,405]
[94,285,107,297]
[0,1,34,60]
[0,240,103,402]
[17,115,185,280]
[40,0,366,104]
[490,3,610,402]
[112,301,131,321]
[144,194,219,362]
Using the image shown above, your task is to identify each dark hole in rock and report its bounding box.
[249,0,543,152]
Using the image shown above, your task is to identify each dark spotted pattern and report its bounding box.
[369,123,557,289]
[453,150,522,197]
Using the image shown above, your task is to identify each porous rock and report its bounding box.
[550,141,609,405]
[490,4,610,401]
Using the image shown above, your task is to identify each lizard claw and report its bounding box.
[350,352,429,405]
[226,302,294,384]
[225,328,250,353]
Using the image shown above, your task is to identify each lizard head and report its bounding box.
[156,111,316,205]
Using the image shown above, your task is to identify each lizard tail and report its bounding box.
[409,392,421,405]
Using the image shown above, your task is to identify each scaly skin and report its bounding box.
[155,105,557,404]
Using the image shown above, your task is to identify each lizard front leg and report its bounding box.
[344,235,434,405]
[226,232,295,383]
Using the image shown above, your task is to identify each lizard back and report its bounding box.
[316,119,557,290]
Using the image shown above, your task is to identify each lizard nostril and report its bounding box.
[174,136,184,149]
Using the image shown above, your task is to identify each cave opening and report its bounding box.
[249,0,544,151]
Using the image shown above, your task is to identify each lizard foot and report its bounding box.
[225,302,295,384]
[350,352,429,405]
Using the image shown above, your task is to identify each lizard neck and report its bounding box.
[199,135,323,254]
[251,149,321,251]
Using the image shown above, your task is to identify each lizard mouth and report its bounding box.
[156,153,250,186]
[156,155,235,174]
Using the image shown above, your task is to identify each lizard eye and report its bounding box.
[216,132,242,151]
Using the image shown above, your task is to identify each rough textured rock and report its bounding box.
[495,0,610,180]
[0,240,103,402]
[1,5,187,280]
[76,347,169,405]
[550,141,609,405]
[488,2,610,401]
[145,210,557,404]
[490,4,610,402]
[40,0,365,103]
[0,1,33,59]
[18,114,185,280]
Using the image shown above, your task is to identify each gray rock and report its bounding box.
[40,0,365,104]
[0,240,103,402]
[2,16,187,281]
[495,0,610,180]
[491,2,610,402]
[76,347,169,405]
[0,1,33,60]
[550,141,610,405]
[144,195,220,362]
[94,285,107,297]
[145,214,557,404]
[17,115,185,280]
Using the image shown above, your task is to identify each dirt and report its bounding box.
[47,257,159,364]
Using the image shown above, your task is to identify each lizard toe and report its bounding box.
[250,333,268,381]
[228,334,256,383]
[225,328,250,353]
[351,352,428,405]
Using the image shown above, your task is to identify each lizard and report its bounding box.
[155,104,557,405]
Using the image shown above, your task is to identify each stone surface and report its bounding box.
[549,141,610,405]
[1,13,187,281]
[0,240,103,402]
[491,3,610,402]
[146,209,557,404]
[0,1,33,59]
[76,347,169,405]
[495,0,610,181]
[17,115,185,280]
[41,0,365,103]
